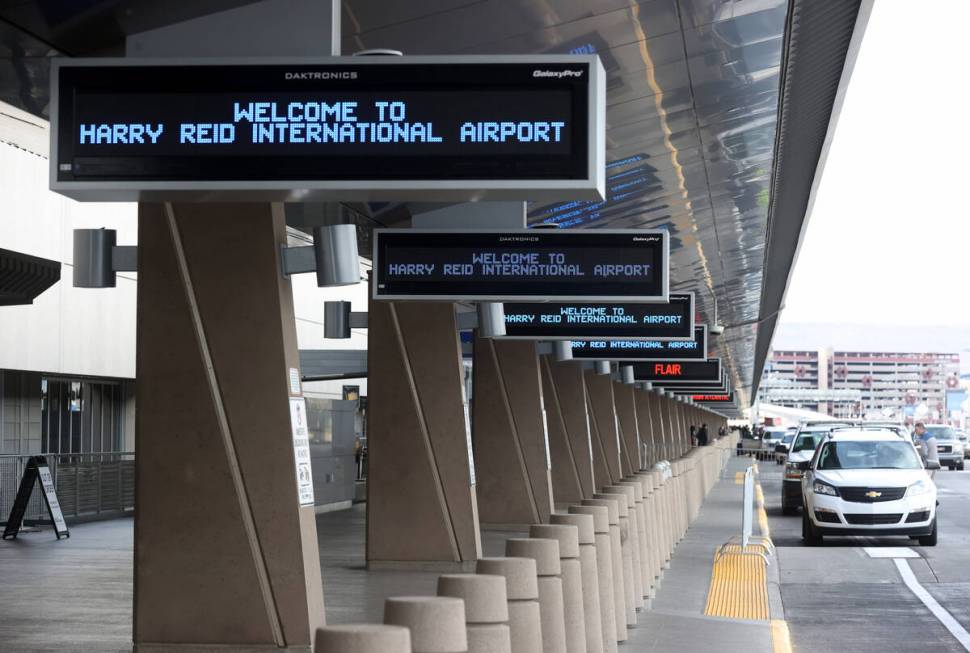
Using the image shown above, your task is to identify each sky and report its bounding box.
[780,1,970,329]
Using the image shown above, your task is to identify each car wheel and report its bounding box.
[958,461,965,471]
[781,496,797,516]
[802,510,822,546]
[918,519,937,547]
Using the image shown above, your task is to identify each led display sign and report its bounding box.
[373,229,668,301]
[50,56,604,202]
[500,293,693,340]
[570,325,706,360]
[688,393,734,403]
[656,372,727,392]
[633,359,721,384]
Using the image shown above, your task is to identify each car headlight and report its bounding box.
[907,479,933,497]
[813,481,839,497]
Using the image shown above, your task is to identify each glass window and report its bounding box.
[817,440,921,470]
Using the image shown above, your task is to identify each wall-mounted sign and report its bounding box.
[373,229,668,301]
[51,55,604,202]
[634,359,721,384]
[689,393,735,403]
[662,373,728,394]
[570,325,706,360]
[288,398,315,507]
[500,293,692,340]
[670,384,729,395]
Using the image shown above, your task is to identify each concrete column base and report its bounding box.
[368,560,478,573]
[136,646,311,653]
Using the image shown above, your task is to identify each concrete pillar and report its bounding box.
[530,525,586,653]
[438,574,512,653]
[633,390,656,468]
[314,625,411,653]
[568,505,622,649]
[367,299,482,566]
[505,539,568,653]
[650,392,669,462]
[549,513,605,653]
[477,557,543,653]
[384,596,468,653]
[134,202,324,651]
[612,382,640,478]
[473,334,554,527]
[540,356,595,504]
[581,497,630,631]
[584,370,621,486]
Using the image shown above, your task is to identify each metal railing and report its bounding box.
[0,452,135,525]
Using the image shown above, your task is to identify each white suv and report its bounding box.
[801,428,939,546]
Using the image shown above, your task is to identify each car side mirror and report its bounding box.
[926,460,941,471]
[796,461,811,471]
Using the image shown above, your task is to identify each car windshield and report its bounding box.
[792,432,826,452]
[926,426,957,440]
[817,440,922,470]
[782,433,795,444]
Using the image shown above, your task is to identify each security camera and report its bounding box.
[709,324,725,336]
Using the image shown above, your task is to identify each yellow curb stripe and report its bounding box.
[703,544,770,620]
[771,619,793,653]
[735,471,745,484]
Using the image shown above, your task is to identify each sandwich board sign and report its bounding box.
[2,456,70,540]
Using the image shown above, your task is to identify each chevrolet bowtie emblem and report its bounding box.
[865,491,882,498]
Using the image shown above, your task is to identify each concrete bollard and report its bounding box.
[616,480,653,603]
[549,513,606,653]
[438,574,512,653]
[505,538,568,653]
[477,557,543,653]
[314,624,412,653]
[384,596,468,653]
[654,469,672,566]
[633,472,663,589]
[591,493,639,622]
[582,497,633,629]
[603,485,648,604]
[530,524,587,653]
[567,505,622,650]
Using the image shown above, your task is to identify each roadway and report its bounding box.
[758,461,970,653]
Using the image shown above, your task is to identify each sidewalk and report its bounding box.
[0,454,779,652]
[619,455,777,652]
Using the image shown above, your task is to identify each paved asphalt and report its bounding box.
[757,458,970,653]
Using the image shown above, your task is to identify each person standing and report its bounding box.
[915,422,939,478]
[697,423,709,447]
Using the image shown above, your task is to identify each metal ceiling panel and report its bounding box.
[0,0,868,408]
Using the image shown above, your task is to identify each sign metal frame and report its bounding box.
[633,359,722,384]
[498,293,694,341]
[570,324,707,361]
[372,228,669,302]
[50,55,605,203]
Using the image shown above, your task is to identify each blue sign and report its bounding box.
[569,326,707,361]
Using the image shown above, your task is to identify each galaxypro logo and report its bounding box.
[284,71,358,80]
[533,69,584,78]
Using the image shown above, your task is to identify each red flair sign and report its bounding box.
[692,394,732,402]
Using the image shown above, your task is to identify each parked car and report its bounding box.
[952,430,970,460]
[801,428,938,546]
[781,423,855,514]
[761,427,787,461]
[923,425,965,470]
[774,432,796,464]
